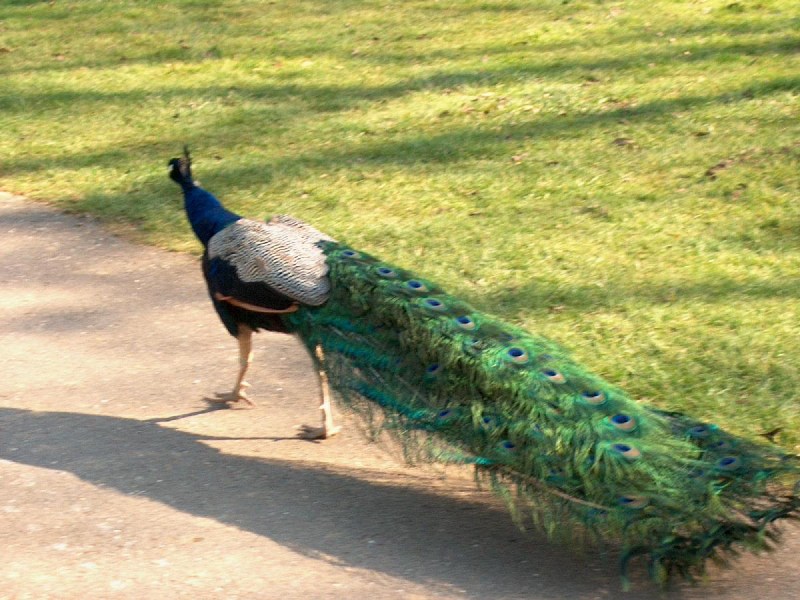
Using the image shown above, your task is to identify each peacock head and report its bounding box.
[168,145,193,187]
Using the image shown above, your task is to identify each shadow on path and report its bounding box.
[0,406,672,599]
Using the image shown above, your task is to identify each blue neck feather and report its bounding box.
[182,183,242,247]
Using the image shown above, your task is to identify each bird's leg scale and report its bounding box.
[298,345,341,439]
[213,325,256,407]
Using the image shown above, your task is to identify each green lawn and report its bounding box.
[2,0,798,448]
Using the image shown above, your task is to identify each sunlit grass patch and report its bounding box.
[1,0,798,447]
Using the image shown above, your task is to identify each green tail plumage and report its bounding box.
[287,241,800,586]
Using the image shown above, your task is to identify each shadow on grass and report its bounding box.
[3,74,797,182]
[481,274,800,316]
[356,32,800,70]
[3,33,798,111]
[1,8,796,77]
[0,406,677,598]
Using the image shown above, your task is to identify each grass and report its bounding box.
[1,0,799,448]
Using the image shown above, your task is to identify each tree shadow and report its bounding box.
[3,73,796,183]
[481,273,800,316]
[1,7,796,77]
[4,36,798,115]
[0,405,682,598]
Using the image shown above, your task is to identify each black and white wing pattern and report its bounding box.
[206,216,335,310]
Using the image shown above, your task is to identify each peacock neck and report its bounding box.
[183,185,242,247]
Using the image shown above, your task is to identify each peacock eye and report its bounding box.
[581,390,607,406]
[688,425,711,439]
[455,315,476,330]
[716,456,741,471]
[376,266,397,278]
[424,363,442,380]
[499,440,516,452]
[709,440,732,451]
[463,337,484,355]
[612,442,641,460]
[480,415,497,429]
[341,249,361,258]
[406,280,429,292]
[505,347,529,364]
[436,409,456,422]
[618,495,649,509]
[608,414,637,432]
[543,368,566,383]
[423,297,446,311]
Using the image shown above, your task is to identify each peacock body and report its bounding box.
[169,150,800,586]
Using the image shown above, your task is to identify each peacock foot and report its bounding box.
[212,381,256,408]
[296,424,342,440]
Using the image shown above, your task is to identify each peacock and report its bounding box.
[168,148,800,586]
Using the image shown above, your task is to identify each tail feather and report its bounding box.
[287,241,800,585]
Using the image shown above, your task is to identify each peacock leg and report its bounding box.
[214,324,256,407]
[298,345,341,439]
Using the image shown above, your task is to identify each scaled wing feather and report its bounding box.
[208,217,335,306]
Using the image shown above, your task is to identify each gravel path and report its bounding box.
[1,191,798,599]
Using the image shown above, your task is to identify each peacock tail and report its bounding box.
[286,240,800,587]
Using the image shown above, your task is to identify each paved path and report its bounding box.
[1,192,799,599]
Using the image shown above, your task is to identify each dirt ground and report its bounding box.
[1,191,799,600]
